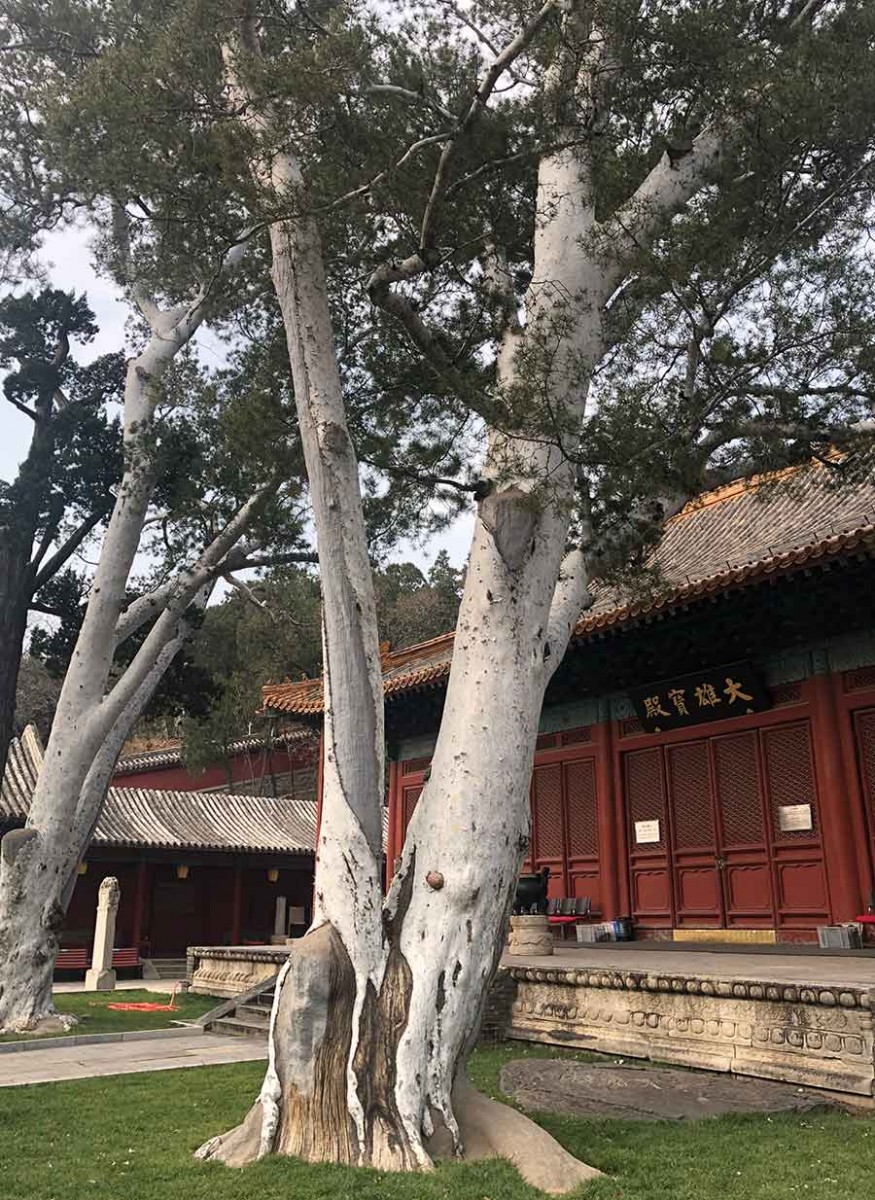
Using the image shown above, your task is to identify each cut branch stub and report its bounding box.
[425,871,444,890]
[479,487,539,572]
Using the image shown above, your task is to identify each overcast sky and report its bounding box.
[0,226,474,575]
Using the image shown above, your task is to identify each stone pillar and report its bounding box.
[270,895,288,944]
[84,876,120,992]
[507,913,553,957]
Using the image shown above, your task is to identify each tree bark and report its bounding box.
[201,19,599,1191]
[0,533,33,788]
[0,268,251,1032]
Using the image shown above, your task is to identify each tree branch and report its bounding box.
[99,485,275,735]
[420,0,558,254]
[32,498,113,590]
[544,547,593,675]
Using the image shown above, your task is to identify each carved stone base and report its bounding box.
[187,945,291,996]
[503,960,875,1096]
[508,915,554,957]
[83,968,116,992]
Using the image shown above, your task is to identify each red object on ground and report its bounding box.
[105,1001,177,1011]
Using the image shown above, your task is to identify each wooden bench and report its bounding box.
[111,948,142,971]
[54,947,142,975]
[55,948,89,973]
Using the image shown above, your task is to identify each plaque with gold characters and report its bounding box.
[628,661,771,734]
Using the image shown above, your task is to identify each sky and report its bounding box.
[0,224,475,577]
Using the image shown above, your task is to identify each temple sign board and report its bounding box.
[628,660,772,735]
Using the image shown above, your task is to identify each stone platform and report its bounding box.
[501,946,875,1097]
[186,941,875,1096]
[187,945,291,997]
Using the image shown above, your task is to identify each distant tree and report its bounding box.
[376,551,465,651]
[0,288,122,786]
[13,657,61,744]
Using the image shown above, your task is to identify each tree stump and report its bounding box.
[508,914,553,956]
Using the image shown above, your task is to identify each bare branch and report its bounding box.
[32,498,113,589]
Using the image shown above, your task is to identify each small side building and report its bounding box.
[1,728,318,959]
[264,467,875,944]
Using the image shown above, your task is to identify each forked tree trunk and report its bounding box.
[202,34,599,1187]
[0,280,250,1032]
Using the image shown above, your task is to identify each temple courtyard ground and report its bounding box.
[0,1042,873,1199]
[0,989,221,1043]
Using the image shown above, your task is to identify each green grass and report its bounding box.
[0,1045,872,1199]
[0,990,222,1042]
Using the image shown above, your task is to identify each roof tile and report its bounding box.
[262,466,875,716]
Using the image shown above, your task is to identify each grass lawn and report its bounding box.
[0,1042,872,1199]
[0,989,221,1042]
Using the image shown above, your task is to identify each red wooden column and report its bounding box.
[385,759,399,890]
[830,671,875,909]
[810,672,864,921]
[595,719,620,919]
[130,859,148,953]
[611,720,633,917]
[231,864,243,945]
[314,731,325,849]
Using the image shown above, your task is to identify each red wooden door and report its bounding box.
[625,719,827,932]
[760,721,829,931]
[625,746,673,927]
[528,754,600,904]
[666,741,722,927]
[712,731,774,928]
[530,763,566,897]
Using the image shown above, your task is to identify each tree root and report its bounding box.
[0,1011,77,1037]
[196,1101,264,1167]
[427,1079,602,1193]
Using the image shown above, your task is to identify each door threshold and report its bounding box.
[673,928,776,945]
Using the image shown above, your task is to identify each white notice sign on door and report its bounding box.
[778,804,813,832]
[635,819,661,844]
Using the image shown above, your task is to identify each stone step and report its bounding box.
[144,958,189,980]
[210,1015,269,1040]
[236,1004,272,1025]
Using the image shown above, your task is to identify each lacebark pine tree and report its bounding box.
[6,0,874,1187]
[199,0,875,1187]
[0,290,122,787]
[0,224,313,1033]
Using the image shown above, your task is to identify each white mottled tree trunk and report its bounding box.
[205,0,734,1183]
[202,24,600,1190]
[0,265,256,1033]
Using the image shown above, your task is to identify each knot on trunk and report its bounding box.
[479,487,538,572]
[0,827,38,870]
[425,871,444,890]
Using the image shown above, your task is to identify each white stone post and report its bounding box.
[84,876,120,991]
[271,895,288,945]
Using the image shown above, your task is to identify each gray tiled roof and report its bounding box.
[0,725,41,821]
[261,463,875,715]
[1,728,317,854]
[115,725,316,775]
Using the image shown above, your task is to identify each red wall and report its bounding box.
[114,744,316,793]
[386,669,875,941]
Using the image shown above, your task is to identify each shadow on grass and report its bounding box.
[0,1045,871,1199]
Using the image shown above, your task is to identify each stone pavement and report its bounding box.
[500,1058,839,1121]
[0,1031,267,1088]
[53,978,176,994]
[526,945,875,990]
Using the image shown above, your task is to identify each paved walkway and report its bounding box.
[53,978,177,994]
[0,1031,267,1088]
[514,945,875,989]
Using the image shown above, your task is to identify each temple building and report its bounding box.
[1,727,319,959]
[263,466,875,944]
